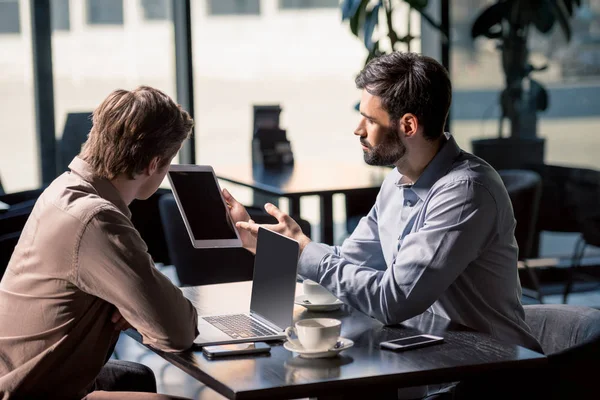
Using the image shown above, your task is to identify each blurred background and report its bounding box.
[2,1,600,397]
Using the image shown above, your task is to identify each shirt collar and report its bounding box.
[68,157,132,219]
[397,132,462,201]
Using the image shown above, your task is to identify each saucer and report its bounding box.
[295,295,344,312]
[284,337,354,359]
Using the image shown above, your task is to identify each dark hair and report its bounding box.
[355,52,451,140]
[80,86,194,179]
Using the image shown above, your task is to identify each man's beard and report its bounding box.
[361,124,406,166]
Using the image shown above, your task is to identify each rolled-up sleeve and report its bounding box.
[299,180,497,325]
[75,206,198,352]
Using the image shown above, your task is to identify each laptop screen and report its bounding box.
[168,170,238,240]
[250,227,299,331]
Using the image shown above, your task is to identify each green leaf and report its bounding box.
[349,0,370,38]
[471,2,508,39]
[549,0,572,42]
[531,0,556,34]
[404,0,428,10]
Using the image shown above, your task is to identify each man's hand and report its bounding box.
[222,188,257,254]
[111,309,132,331]
[236,203,311,253]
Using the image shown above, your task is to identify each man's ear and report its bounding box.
[146,156,160,176]
[400,113,419,138]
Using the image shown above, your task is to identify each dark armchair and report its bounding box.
[523,304,600,398]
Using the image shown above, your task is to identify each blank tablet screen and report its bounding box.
[168,171,238,240]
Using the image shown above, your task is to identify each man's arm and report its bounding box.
[299,180,497,325]
[76,206,198,352]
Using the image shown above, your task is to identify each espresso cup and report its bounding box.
[285,318,341,351]
[303,279,338,304]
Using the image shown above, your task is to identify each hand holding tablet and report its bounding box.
[167,165,242,248]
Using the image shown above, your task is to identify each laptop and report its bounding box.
[194,226,300,347]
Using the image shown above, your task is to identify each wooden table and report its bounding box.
[214,162,389,245]
[126,282,546,399]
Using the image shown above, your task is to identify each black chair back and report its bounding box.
[158,194,254,286]
[0,231,21,278]
[498,169,542,260]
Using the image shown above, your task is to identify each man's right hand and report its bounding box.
[222,188,257,254]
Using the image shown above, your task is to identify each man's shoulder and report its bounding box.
[40,172,123,227]
[440,151,503,189]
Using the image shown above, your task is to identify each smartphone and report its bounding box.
[380,334,444,351]
[202,342,271,359]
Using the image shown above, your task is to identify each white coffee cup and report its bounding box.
[303,279,338,304]
[285,318,341,351]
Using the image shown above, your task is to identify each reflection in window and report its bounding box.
[141,0,170,21]
[279,0,339,9]
[207,0,260,16]
[51,0,70,31]
[87,0,124,25]
[0,0,20,34]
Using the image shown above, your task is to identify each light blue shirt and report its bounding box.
[299,134,541,351]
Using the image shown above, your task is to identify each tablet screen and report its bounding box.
[168,170,238,240]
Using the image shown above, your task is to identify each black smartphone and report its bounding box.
[380,334,444,351]
[202,342,271,359]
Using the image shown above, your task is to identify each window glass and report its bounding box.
[53,0,177,177]
[207,0,260,16]
[451,0,600,170]
[279,0,338,9]
[51,0,70,31]
[87,0,124,25]
[0,0,20,34]
[141,0,169,21]
[0,0,38,191]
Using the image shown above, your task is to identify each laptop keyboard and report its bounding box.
[204,314,276,339]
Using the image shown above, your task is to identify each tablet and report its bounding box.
[167,165,242,248]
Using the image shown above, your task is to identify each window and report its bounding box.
[279,0,339,9]
[0,0,20,34]
[141,0,170,21]
[87,0,124,25]
[207,0,260,16]
[51,0,70,31]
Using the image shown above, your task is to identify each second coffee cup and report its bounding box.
[303,279,338,304]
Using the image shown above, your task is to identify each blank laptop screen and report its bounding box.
[250,228,299,330]
[168,170,237,240]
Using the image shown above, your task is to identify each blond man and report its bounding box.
[0,86,197,399]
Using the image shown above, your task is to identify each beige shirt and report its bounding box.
[0,158,198,400]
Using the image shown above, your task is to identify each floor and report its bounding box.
[113,228,600,399]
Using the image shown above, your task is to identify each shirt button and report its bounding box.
[405,201,412,207]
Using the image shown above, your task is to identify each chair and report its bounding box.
[497,169,544,302]
[158,194,255,286]
[0,231,21,278]
[454,304,600,399]
[527,164,600,303]
[129,188,172,266]
[57,112,93,175]
[344,188,379,235]
[523,304,600,398]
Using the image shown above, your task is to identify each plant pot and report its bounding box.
[471,137,546,171]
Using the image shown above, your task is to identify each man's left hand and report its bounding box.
[236,203,311,253]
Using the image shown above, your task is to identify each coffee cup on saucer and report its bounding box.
[303,280,338,305]
[285,318,341,352]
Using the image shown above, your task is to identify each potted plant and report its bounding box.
[470,0,583,170]
[341,0,448,78]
